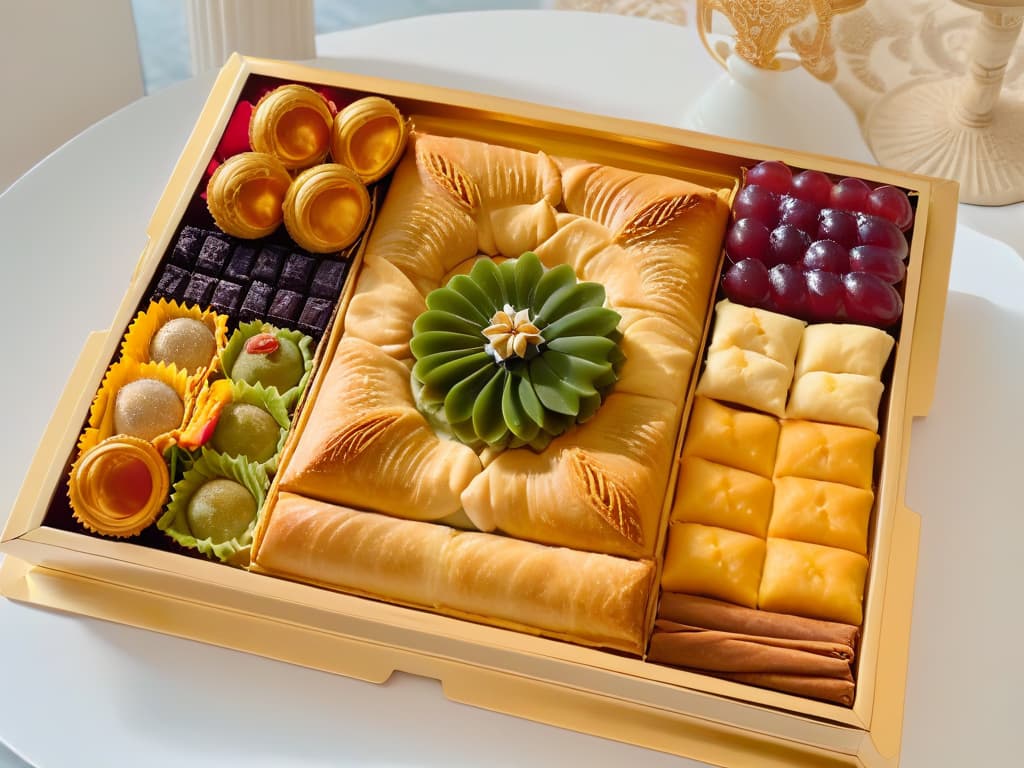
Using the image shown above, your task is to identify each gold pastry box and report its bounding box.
[0,55,955,768]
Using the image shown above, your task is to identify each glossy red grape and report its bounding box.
[843,272,903,327]
[726,218,771,263]
[817,209,859,249]
[804,269,845,321]
[856,213,908,261]
[790,170,833,207]
[778,195,820,234]
[767,224,811,266]
[746,161,792,195]
[849,245,907,284]
[830,177,872,213]
[768,263,809,317]
[723,258,771,307]
[732,185,780,228]
[802,239,849,273]
[866,185,914,230]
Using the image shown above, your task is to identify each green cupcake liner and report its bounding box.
[219,321,314,409]
[208,379,291,474]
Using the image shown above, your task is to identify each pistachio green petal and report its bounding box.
[412,309,484,337]
[497,259,521,306]
[444,363,499,424]
[577,392,603,423]
[411,347,483,383]
[502,373,540,442]
[472,369,510,445]
[546,335,619,361]
[529,356,579,415]
[537,281,606,324]
[542,350,612,396]
[469,258,507,308]
[420,351,494,391]
[449,274,500,318]
[426,287,491,326]
[514,252,544,308]
[542,306,621,341]
[517,373,546,428]
[530,264,576,318]
[410,330,486,358]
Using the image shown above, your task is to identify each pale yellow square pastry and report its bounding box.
[661,523,766,608]
[774,420,878,489]
[794,323,895,379]
[708,299,806,369]
[696,347,793,417]
[768,476,874,555]
[786,371,886,431]
[671,456,774,538]
[758,538,869,625]
[682,396,780,477]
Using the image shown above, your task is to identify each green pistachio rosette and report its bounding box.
[158,449,269,565]
[411,252,624,451]
[219,321,314,409]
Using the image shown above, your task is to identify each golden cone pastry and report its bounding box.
[342,256,425,361]
[252,493,652,652]
[282,163,371,253]
[69,435,169,538]
[280,337,482,520]
[330,96,408,183]
[250,84,333,169]
[206,152,292,239]
[460,393,678,558]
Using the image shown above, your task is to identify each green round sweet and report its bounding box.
[230,336,303,392]
[185,478,257,543]
[113,378,184,441]
[149,318,217,373]
[210,402,281,463]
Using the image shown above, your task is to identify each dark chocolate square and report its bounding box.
[268,289,304,325]
[239,281,274,323]
[251,246,287,283]
[298,297,334,337]
[170,225,206,268]
[309,259,348,299]
[195,234,232,276]
[223,245,257,283]
[210,279,244,315]
[182,273,218,307]
[152,263,188,302]
[279,253,317,292]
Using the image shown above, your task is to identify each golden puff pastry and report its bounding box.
[758,538,869,625]
[696,347,793,418]
[794,323,895,380]
[707,300,806,370]
[786,371,886,432]
[614,308,697,408]
[280,337,482,520]
[488,201,558,258]
[342,256,425,361]
[460,393,678,559]
[774,420,878,490]
[768,476,874,555]
[682,396,780,478]
[671,456,775,538]
[661,523,766,608]
[532,213,612,273]
[253,493,653,652]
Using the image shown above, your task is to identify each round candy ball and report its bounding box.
[186,478,257,543]
[113,379,184,442]
[149,318,216,373]
[230,336,304,392]
[211,402,281,463]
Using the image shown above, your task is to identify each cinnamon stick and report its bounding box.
[687,669,856,707]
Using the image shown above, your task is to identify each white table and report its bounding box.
[1,11,1021,768]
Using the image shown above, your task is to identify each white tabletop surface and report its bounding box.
[1,10,1022,768]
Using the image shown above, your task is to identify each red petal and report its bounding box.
[244,332,280,355]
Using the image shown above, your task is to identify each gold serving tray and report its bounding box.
[0,54,955,768]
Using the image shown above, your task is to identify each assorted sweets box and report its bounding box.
[0,55,955,767]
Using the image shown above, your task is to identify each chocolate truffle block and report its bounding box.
[152,264,189,303]
[279,253,316,292]
[170,225,205,268]
[309,259,347,299]
[210,280,245,315]
[239,281,274,323]
[182,273,218,307]
[297,297,334,337]
[195,234,232,276]
[223,245,257,284]
[252,247,287,283]
[268,289,304,325]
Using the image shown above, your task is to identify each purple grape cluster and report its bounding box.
[721,161,913,328]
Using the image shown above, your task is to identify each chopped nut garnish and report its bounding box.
[483,304,544,361]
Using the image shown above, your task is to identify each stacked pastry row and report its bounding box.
[652,300,894,704]
[252,131,732,652]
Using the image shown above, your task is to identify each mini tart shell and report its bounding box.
[80,358,192,457]
[331,96,409,184]
[182,378,291,474]
[206,152,293,239]
[158,450,269,565]
[249,84,333,170]
[68,435,170,538]
[282,163,371,253]
[120,298,229,380]
[219,321,315,409]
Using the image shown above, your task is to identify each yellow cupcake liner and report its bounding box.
[158,449,269,565]
[120,298,229,381]
[219,321,314,409]
[78,358,192,458]
[68,435,170,538]
[178,378,291,474]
